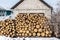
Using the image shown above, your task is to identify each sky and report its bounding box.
[0,0,59,9]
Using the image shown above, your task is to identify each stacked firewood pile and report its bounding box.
[0,21,4,35]
[0,19,16,37]
[0,13,52,38]
[15,13,52,37]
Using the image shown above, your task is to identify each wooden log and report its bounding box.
[37,33,41,37]
[25,33,28,37]
[22,33,25,37]
[34,29,38,32]
[36,25,40,29]
[33,33,36,37]
[26,30,29,34]
[29,33,32,37]
[38,28,42,32]
[45,31,49,34]
[41,32,45,37]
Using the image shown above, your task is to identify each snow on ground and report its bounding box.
[0,36,60,40]
[0,13,16,21]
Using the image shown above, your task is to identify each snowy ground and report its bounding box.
[0,13,16,21]
[0,36,60,40]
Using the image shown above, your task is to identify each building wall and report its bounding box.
[13,9,51,19]
[12,0,51,19]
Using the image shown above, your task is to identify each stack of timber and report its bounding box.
[0,13,52,38]
[15,13,52,37]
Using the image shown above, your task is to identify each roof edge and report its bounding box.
[11,0,24,9]
[11,0,53,10]
[40,0,53,10]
